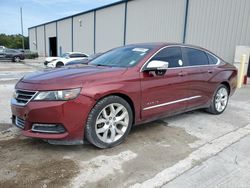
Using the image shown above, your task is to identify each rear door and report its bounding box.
[181,47,214,108]
[140,47,190,120]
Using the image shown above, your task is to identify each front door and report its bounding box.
[140,47,190,120]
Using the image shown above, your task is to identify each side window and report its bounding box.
[183,48,209,66]
[207,53,219,64]
[151,47,183,68]
[78,54,87,58]
[70,53,87,58]
[10,50,17,53]
[69,54,76,58]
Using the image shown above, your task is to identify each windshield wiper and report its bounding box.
[94,64,112,67]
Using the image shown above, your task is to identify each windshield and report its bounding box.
[89,46,152,67]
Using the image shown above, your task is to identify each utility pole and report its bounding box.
[20,7,24,49]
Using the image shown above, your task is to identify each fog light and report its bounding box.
[32,124,66,134]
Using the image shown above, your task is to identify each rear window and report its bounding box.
[207,53,219,64]
[183,47,209,66]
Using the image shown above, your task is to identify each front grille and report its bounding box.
[14,89,37,106]
[15,117,25,129]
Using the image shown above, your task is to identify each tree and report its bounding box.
[0,34,29,49]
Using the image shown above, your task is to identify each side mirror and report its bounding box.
[143,60,169,76]
[145,60,169,71]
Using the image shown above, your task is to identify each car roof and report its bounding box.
[65,52,87,54]
[125,42,220,57]
[125,42,206,50]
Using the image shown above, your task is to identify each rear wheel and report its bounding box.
[56,62,64,68]
[85,96,133,148]
[13,56,21,62]
[206,84,229,114]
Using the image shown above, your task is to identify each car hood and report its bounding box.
[21,65,127,85]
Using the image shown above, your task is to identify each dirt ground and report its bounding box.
[0,60,250,188]
[0,121,196,188]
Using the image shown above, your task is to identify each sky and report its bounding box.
[0,0,120,36]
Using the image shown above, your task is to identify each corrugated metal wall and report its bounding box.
[57,18,72,55]
[126,0,186,44]
[36,26,45,56]
[73,12,95,55]
[95,3,125,52]
[186,0,250,62]
[28,28,36,52]
[29,0,250,63]
[45,22,56,56]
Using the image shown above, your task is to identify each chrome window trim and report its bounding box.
[140,45,220,72]
[143,95,202,111]
[31,124,65,134]
[12,89,38,106]
[31,127,61,134]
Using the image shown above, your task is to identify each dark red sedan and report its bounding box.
[11,43,237,148]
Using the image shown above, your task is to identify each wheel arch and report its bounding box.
[220,81,231,95]
[56,61,64,67]
[96,93,136,125]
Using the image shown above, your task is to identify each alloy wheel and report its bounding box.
[215,87,228,112]
[95,103,129,144]
[15,57,20,62]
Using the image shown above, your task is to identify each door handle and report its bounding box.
[207,70,213,74]
[178,71,188,76]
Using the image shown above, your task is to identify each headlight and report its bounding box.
[33,88,81,101]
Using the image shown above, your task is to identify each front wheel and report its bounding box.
[85,96,133,148]
[206,84,229,114]
[56,62,64,68]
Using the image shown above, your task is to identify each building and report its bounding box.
[28,0,250,63]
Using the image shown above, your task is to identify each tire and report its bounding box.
[13,56,21,62]
[206,84,229,115]
[56,62,64,68]
[85,95,133,148]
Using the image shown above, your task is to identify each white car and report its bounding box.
[45,52,88,68]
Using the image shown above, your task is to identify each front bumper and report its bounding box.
[44,61,57,68]
[11,94,95,143]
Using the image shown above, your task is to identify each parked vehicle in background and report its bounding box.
[23,50,38,59]
[0,46,6,53]
[45,52,88,68]
[65,53,102,66]
[44,56,58,66]
[0,48,25,62]
[11,43,237,148]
